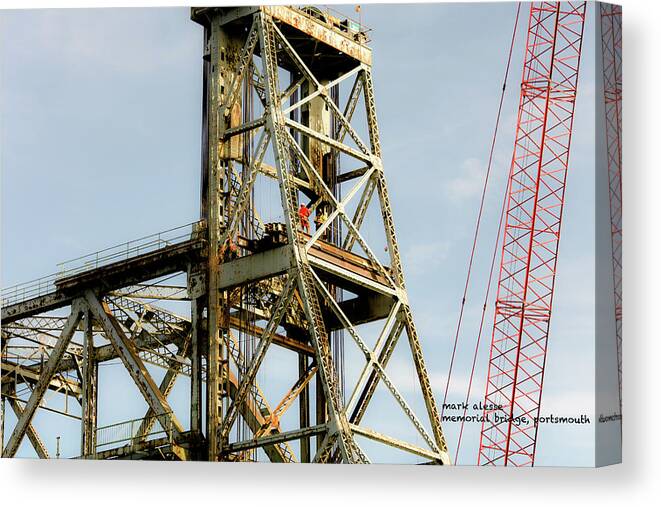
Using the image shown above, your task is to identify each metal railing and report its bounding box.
[293,5,372,44]
[94,413,174,453]
[1,273,61,308]
[55,222,200,279]
[1,222,201,308]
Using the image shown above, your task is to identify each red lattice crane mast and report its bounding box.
[599,3,622,413]
[478,1,587,466]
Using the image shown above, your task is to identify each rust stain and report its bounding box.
[264,6,372,67]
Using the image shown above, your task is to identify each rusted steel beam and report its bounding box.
[327,293,392,330]
[134,334,191,442]
[58,330,182,374]
[298,354,311,462]
[80,310,97,457]
[7,397,50,459]
[264,6,371,66]
[56,240,204,292]
[259,161,312,191]
[228,315,314,356]
[225,423,327,454]
[350,424,449,463]
[309,255,395,297]
[91,435,175,460]
[191,6,371,67]
[2,240,205,323]
[109,284,189,300]
[337,166,369,183]
[1,292,72,325]
[217,237,392,296]
[1,362,82,397]
[218,245,292,290]
[224,367,293,463]
[252,361,317,441]
[189,297,203,456]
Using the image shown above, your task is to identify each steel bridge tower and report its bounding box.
[1,6,449,464]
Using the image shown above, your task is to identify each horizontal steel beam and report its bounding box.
[337,166,369,183]
[328,293,392,330]
[2,240,205,323]
[1,292,72,325]
[228,316,314,356]
[264,6,371,65]
[350,424,450,464]
[218,246,292,290]
[225,424,327,454]
[1,362,82,397]
[90,435,179,460]
[56,239,205,292]
[309,255,396,297]
[259,161,313,192]
[109,285,189,300]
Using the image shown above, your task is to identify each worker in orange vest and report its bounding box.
[298,203,311,233]
[221,237,238,261]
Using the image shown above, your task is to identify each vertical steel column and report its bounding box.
[80,309,98,457]
[205,14,243,461]
[190,297,204,450]
[304,76,334,449]
[205,13,222,462]
[478,1,586,466]
[197,26,211,458]
[315,371,327,450]
[298,352,311,462]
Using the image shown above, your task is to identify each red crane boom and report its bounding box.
[478,1,587,466]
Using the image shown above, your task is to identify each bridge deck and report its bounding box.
[2,229,391,323]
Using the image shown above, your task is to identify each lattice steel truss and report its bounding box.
[478,1,586,467]
[1,6,449,464]
[599,2,622,414]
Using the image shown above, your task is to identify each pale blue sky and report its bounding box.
[1,3,615,465]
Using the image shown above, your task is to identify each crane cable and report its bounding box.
[441,2,522,461]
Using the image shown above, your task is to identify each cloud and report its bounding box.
[403,240,451,276]
[385,356,463,398]
[444,157,486,201]
[2,8,200,77]
[539,390,595,419]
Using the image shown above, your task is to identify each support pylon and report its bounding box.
[194,6,449,464]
